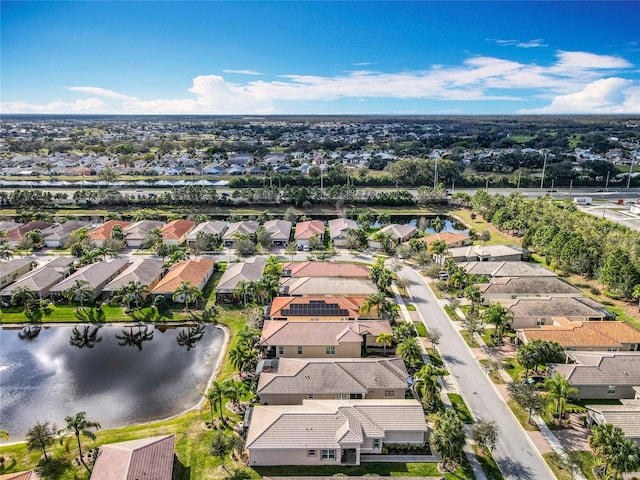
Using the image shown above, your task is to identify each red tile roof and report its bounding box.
[282,261,370,278]
[160,219,196,240]
[4,222,53,241]
[151,258,215,294]
[89,220,131,241]
[294,220,325,240]
[520,319,640,349]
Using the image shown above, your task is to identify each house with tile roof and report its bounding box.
[263,219,292,247]
[517,318,640,352]
[280,276,378,297]
[446,245,523,263]
[549,352,640,399]
[413,232,471,249]
[0,471,40,480]
[269,296,374,321]
[150,258,215,302]
[4,221,53,246]
[102,259,165,300]
[479,276,582,301]
[245,399,429,466]
[0,220,20,233]
[222,221,259,247]
[281,261,370,278]
[502,296,613,329]
[586,400,640,444]
[185,221,228,246]
[50,258,130,301]
[215,257,266,303]
[90,434,175,480]
[42,220,91,248]
[123,220,165,248]
[160,219,196,246]
[0,257,74,300]
[256,357,408,404]
[328,218,358,247]
[294,220,325,248]
[0,258,35,289]
[260,320,392,358]
[88,220,131,246]
[461,261,557,278]
[367,224,417,249]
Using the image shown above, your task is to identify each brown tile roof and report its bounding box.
[4,221,53,241]
[89,220,131,241]
[151,258,215,294]
[260,320,391,347]
[294,220,325,240]
[270,296,366,318]
[415,232,470,247]
[0,472,39,480]
[282,262,370,278]
[160,219,196,240]
[520,319,640,349]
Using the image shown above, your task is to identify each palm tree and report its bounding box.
[206,381,225,425]
[376,332,394,356]
[608,437,640,479]
[397,336,423,370]
[0,241,14,261]
[11,286,37,311]
[482,302,512,343]
[63,279,93,309]
[59,411,101,473]
[26,421,56,462]
[589,423,625,478]
[431,410,466,470]
[258,274,280,303]
[172,281,203,310]
[361,292,386,319]
[463,284,484,315]
[222,379,242,410]
[429,239,449,264]
[112,281,148,312]
[544,374,578,422]
[414,363,448,411]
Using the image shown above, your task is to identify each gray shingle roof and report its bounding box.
[51,258,129,292]
[215,257,266,293]
[551,352,640,386]
[102,259,165,293]
[0,257,74,296]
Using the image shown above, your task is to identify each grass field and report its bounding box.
[448,393,474,424]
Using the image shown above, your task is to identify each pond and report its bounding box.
[0,323,225,440]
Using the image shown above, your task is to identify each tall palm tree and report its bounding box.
[232,280,251,306]
[608,437,640,479]
[26,421,56,462]
[376,332,394,356]
[414,363,448,411]
[112,281,148,312]
[0,241,14,261]
[361,292,386,319]
[544,374,578,422]
[589,423,625,478]
[206,381,225,425]
[59,411,101,474]
[172,281,203,310]
[222,379,242,410]
[63,279,93,309]
[397,336,423,370]
[429,239,449,265]
[431,410,466,470]
[482,302,512,343]
[11,286,37,311]
[463,284,484,315]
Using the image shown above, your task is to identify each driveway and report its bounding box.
[399,265,556,480]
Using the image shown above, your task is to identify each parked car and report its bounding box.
[522,376,545,386]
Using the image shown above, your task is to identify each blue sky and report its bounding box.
[1,1,639,115]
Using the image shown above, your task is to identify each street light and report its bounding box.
[627,161,634,189]
[540,152,548,192]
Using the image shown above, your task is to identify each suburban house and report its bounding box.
[260,320,392,358]
[102,259,165,300]
[368,224,417,249]
[280,276,377,297]
[41,220,91,248]
[281,261,370,278]
[160,219,196,246]
[150,258,215,302]
[294,220,325,248]
[222,221,259,247]
[328,218,358,247]
[549,352,640,399]
[245,399,429,466]
[517,318,640,352]
[586,400,640,444]
[0,471,40,480]
[0,220,20,233]
[185,221,228,246]
[4,221,53,246]
[446,245,523,263]
[123,220,165,247]
[215,257,266,303]
[256,357,408,404]
[90,434,175,480]
[0,257,74,301]
[462,261,557,278]
[479,276,582,301]
[415,232,471,249]
[0,258,34,289]
[49,258,130,301]
[263,219,292,247]
[269,296,375,321]
[502,296,613,329]
[88,220,131,246]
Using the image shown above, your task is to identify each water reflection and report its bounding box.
[18,325,42,341]
[176,325,206,351]
[69,325,102,349]
[115,324,154,351]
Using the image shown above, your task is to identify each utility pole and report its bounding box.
[540,152,548,192]
[627,161,634,189]
[569,178,573,197]
[605,170,610,192]
[517,171,521,189]
[433,158,439,189]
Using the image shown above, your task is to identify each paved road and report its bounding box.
[399,264,556,480]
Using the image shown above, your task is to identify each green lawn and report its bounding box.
[459,329,480,348]
[448,393,474,424]
[506,400,539,432]
[414,321,427,337]
[502,357,526,382]
[473,445,505,480]
[544,451,597,480]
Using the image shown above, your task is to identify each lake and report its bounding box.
[0,323,225,440]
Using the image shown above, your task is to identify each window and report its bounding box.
[321,449,336,460]
[307,449,316,456]
[608,385,616,394]
[307,394,314,399]
[335,393,348,400]
[535,318,545,326]
[385,391,395,397]
[278,346,284,355]
[326,346,336,355]
[373,439,380,449]
[297,346,303,355]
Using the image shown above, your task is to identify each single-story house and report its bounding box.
[414,232,471,249]
[226,154,253,166]
[502,296,613,329]
[0,257,74,301]
[42,220,91,248]
[150,258,215,302]
[88,220,131,246]
[269,296,372,321]
[246,399,429,466]
[50,258,130,301]
[4,221,53,246]
[263,219,292,247]
[90,434,175,480]
[461,261,557,278]
[222,221,259,247]
[0,220,20,233]
[256,357,408,404]
[0,258,35,289]
[446,245,523,263]
[368,224,417,249]
[215,256,266,303]
[479,276,582,301]
[586,400,640,444]
[281,261,370,278]
[185,221,228,246]
[328,218,358,247]
[260,320,392,359]
[160,219,196,246]
[279,276,377,297]
[549,352,640,399]
[517,318,640,352]
[102,259,165,300]
[123,220,165,248]
[294,220,325,248]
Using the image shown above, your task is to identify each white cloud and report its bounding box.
[1,50,636,114]
[222,69,263,75]
[521,78,640,113]
[493,38,547,48]
[353,62,372,66]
